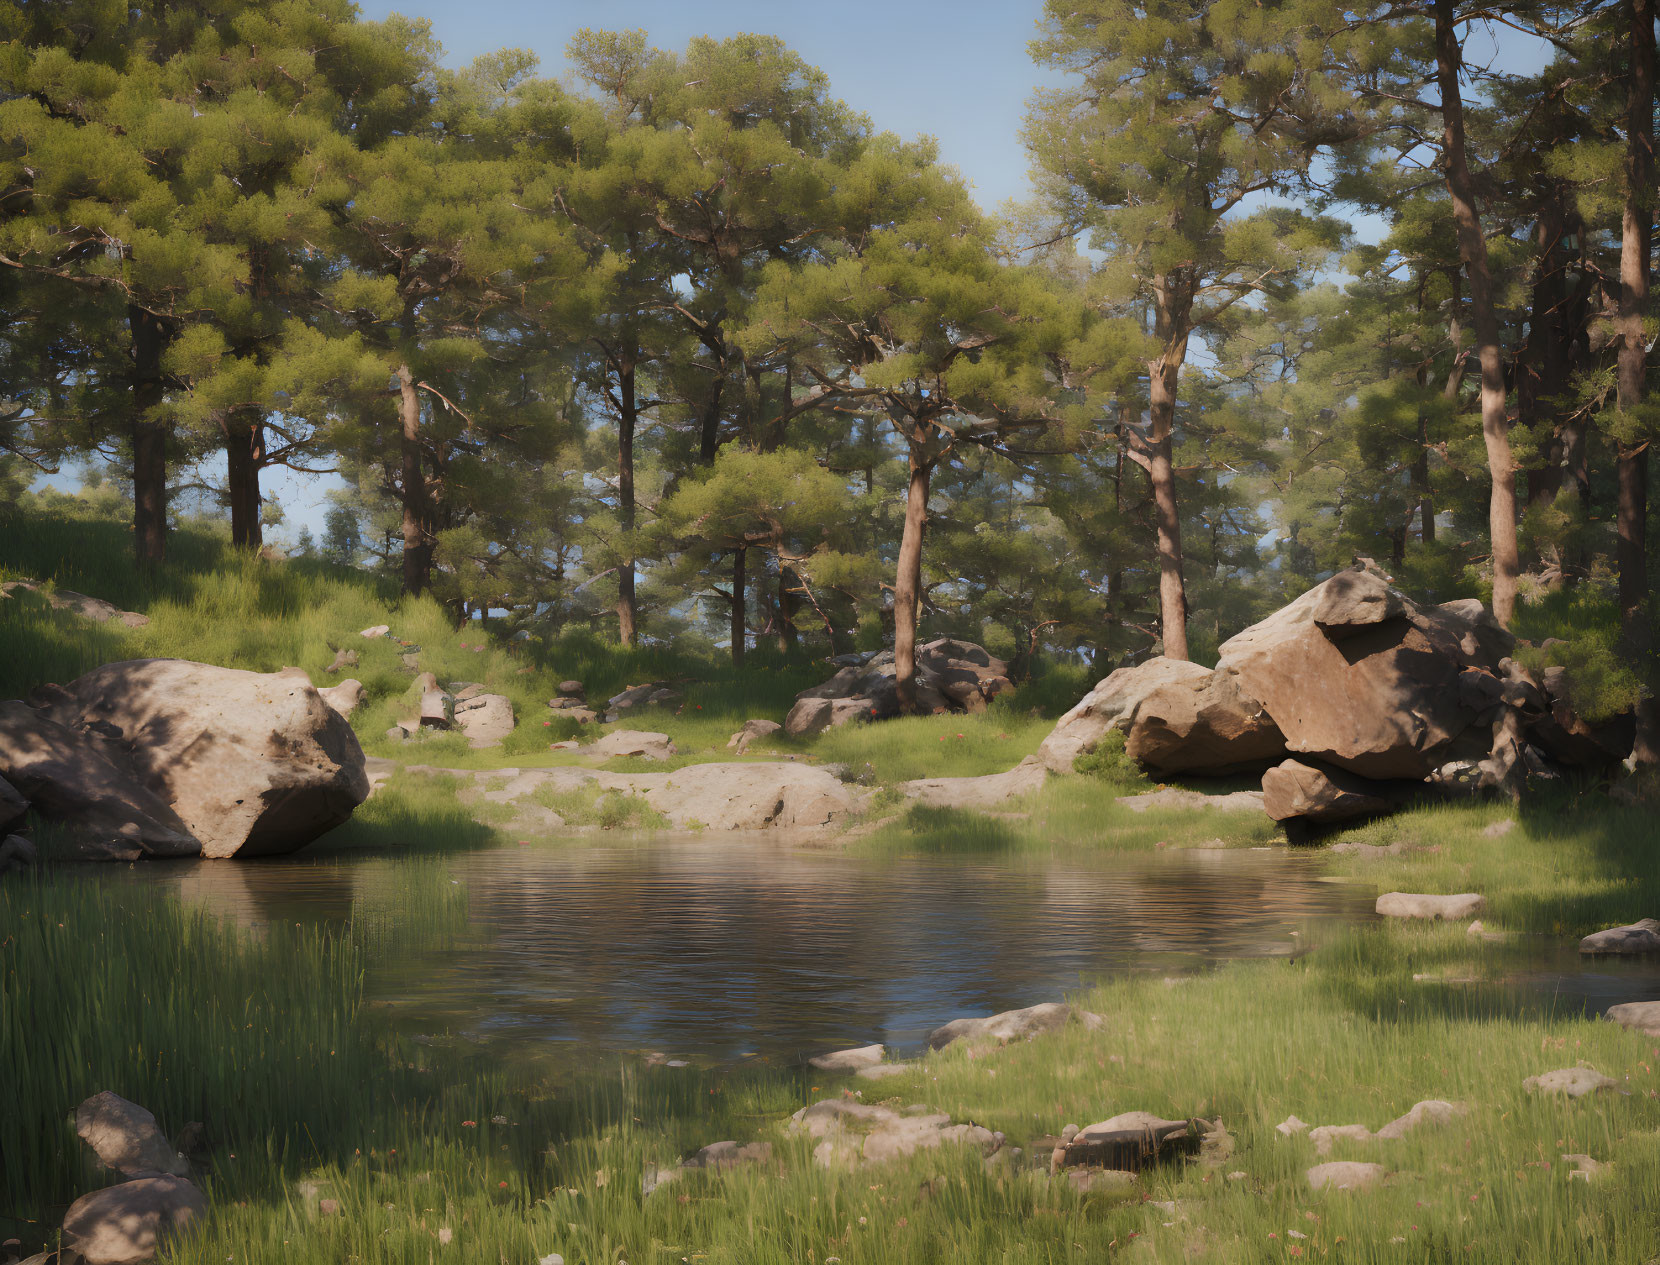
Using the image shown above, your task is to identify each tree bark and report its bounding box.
[730,546,746,666]
[774,562,798,654]
[617,351,638,646]
[1617,0,1655,762]
[893,451,934,712]
[225,408,264,550]
[1413,274,1437,545]
[128,304,169,567]
[396,363,432,596]
[1148,277,1192,660]
[1434,0,1519,626]
[1521,194,1570,516]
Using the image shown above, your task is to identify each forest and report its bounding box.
[1,0,1653,713]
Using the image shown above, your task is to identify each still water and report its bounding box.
[113,839,1382,1066]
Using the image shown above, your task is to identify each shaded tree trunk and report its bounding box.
[1617,0,1655,763]
[1147,278,1191,660]
[1413,274,1437,546]
[617,351,638,646]
[1434,0,1519,625]
[225,408,264,550]
[893,451,934,712]
[774,562,799,654]
[730,546,746,666]
[128,304,169,567]
[396,363,432,596]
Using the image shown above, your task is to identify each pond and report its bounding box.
[107,839,1386,1068]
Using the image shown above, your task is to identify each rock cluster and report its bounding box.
[0,660,369,861]
[387,673,516,748]
[784,639,1013,737]
[1039,566,1634,825]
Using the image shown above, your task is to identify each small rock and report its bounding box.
[727,718,782,755]
[558,680,584,697]
[384,725,409,743]
[1375,892,1485,920]
[1483,819,1516,838]
[318,1198,340,1216]
[1118,788,1266,814]
[1561,1153,1606,1182]
[325,648,358,674]
[454,694,515,748]
[539,1255,565,1265]
[927,1002,1104,1050]
[1065,1167,1136,1193]
[318,678,364,720]
[76,1092,187,1178]
[1276,1115,1309,1136]
[1523,1066,1620,1097]
[808,1044,885,1072]
[1466,919,1503,942]
[359,624,390,639]
[1604,1000,1660,1037]
[682,1140,773,1171]
[62,1175,206,1265]
[1227,1170,1247,1181]
[590,730,677,761]
[1305,1160,1384,1191]
[1579,919,1660,955]
[437,1227,452,1245]
[856,1063,913,1081]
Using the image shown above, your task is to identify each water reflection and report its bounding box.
[109,840,1375,1065]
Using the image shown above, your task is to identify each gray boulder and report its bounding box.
[1036,658,1212,774]
[76,1092,187,1178]
[1375,892,1485,920]
[1581,919,1660,955]
[1604,1001,1660,1037]
[23,660,369,859]
[455,694,515,748]
[783,696,869,737]
[928,1002,1104,1050]
[61,1175,206,1265]
[0,702,199,861]
[0,833,37,873]
[727,719,782,754]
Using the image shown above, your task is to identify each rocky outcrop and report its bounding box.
[1038,565,1632,826]
[785,640,1014,735]
[3,660,369,860]
[0,773,26,834]
[788,1097,1002,1169]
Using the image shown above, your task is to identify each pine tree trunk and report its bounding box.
[617,352,638,647]
[1435,0,1519,626]
[893,452,933,713]
[1617,0,1655,763]
[397,363,431,596]
[1148,280,1191,660]
[730,546,746,666]
[1413,276,1437,545]
[775,563,798,654]
[225,409,264,550]
[128,304,169,567]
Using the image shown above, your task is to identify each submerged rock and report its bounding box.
[1579,919,1660,955]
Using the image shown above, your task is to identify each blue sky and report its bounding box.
[362,0,1065,212]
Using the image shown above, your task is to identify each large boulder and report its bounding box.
[0,702,200,860]
[20,660,369,859]
[783,696,869,737]
[1261,758,1406,824]
[61,1175,206,1265]
[1124,669,1286,775]
[1214,569,1508,780]
[1036,658,1212,773]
